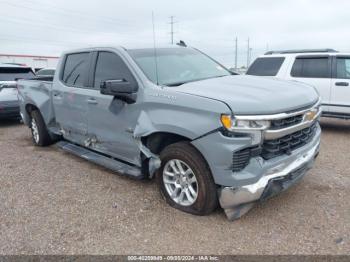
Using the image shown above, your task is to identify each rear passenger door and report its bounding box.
[289,56,331,112]
[53,52,91,145]
[86,51,141,166]
[329,56,350,115]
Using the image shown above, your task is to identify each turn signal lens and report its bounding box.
[220,114,232,130]
[305,108,318,121]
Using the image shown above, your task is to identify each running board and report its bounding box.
[56,141,144,179]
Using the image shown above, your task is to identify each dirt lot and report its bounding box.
[0,118,349,255]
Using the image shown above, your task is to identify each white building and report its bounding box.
[0,53,59,71]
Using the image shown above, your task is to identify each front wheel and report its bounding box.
[156,141,218,215]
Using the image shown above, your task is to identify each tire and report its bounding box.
[30,110,53,146]
[156,141,218,215]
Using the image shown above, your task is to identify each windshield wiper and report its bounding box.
[164,75,229,87]
[165,81,187,87]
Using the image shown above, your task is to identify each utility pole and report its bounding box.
[246,37,250,68]
[234,37,238,70]
[249,48,253,66]
[169,16,176,44]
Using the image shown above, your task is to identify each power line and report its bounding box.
[23,0,133,25]
[0,15,145,39]
[0,14,131,35]
[0,16,102,35]
[0,0,137,29]
[0,34,86,46]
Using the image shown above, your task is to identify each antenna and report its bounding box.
[234,37,238,70]
[152,12,159,86]
[246,37,250,68]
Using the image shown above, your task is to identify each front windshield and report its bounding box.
[128,48,231,86]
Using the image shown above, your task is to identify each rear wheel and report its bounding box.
[156,141,218,215]
[30,110,53,146]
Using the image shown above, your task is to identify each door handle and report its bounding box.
[87,98,98,104]
[335,82,349,86]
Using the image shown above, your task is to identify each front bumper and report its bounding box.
[218,138,320,220]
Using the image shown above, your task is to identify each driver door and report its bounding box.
[86,51,141,166]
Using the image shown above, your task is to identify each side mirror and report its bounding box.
[100,79,138,103]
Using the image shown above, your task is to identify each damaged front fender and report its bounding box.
[133,111,161,177]
[134,138,161,178]
[132,110,219,178]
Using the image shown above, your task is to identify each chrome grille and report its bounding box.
[262,123,317,160]
[270,114,303,129]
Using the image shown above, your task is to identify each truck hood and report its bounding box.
[171,75,319,115]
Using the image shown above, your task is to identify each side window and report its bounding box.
[335,57,350,79]
[291,57,329,78]
[62,52,89,87]
[246,57,285,76]
[94,51,136,88]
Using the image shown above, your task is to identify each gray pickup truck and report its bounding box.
[18,45,321,220]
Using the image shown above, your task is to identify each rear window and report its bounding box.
[246,57,285,76]
[291,57,329,78]
[37,69,55,76]
[0,67,35,81]
[62,52,89,87]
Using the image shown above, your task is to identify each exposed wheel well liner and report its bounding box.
[25,104,39,115]
[142,132,191,155]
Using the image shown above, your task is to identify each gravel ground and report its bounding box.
[0,118,349,255]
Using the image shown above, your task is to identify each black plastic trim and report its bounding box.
[322,103,350,108]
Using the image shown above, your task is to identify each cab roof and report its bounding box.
[61,44,189,55]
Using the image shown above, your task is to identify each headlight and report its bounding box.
[221,114,270,131]
[304,105,321,122]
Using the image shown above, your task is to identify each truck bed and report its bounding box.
[17,78,55,127]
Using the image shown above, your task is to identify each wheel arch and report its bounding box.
[140,131,214,182]
[21,103,40,126]
[141,131,191,155]
[25,103,39,114]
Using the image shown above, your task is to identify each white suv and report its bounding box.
[246,49,350,119]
